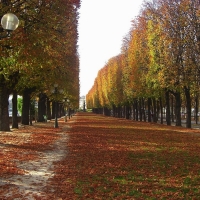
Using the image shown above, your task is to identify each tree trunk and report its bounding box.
[132,102,135,120]
[159,97,163,124]
[52,101,55,119]
[57,103,61,118]
[139,99,142,121]
[47,98,51,120]
[195,95,199,124]
[125,105,130,119]
[147,98,152,122]
[37,93,46,122]
[103,107,106,116]
[29,101,33,125]
[141,98,146,122]
[103,107,108,116]
[171,96,175,122]
[21,89,30,125]
[152,98,157,123]
[0,83,10,131]
[68,107,71,119]
[117,107,120,118]
[174,92,182,126]
[106,107,111,116]
[12,91,18,129]
[184,86,191,128]
[112,105,115,117]
[165,90,171,125]
[156,100,160,123]
[135,99,138,121]
[120,106,123,118]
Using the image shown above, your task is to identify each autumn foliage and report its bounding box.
[50,113,200,199]
[86,0,200,128]
[0,0,80,131]
[1,113,199,199]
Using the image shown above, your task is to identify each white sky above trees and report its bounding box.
[78,0,144,96]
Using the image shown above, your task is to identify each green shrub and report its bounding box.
[17,97,23,115]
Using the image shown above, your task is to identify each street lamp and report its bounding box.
[63,98,68,122]
[0,13,19,39]
[51,83,63,128]
[51,84,59,128]
[67,99,70,119]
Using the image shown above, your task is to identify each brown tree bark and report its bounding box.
[12,91,18,129]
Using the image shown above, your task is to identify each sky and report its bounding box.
[78,0,144,97]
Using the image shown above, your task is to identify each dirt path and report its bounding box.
[0,123,70,199]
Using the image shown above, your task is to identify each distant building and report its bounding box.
[79,96,86,110]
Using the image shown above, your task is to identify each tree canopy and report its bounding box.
[86,0,200,128]
[0,0,80,131]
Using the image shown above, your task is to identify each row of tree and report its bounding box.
[0,0,80,131]
[86,0,200,128]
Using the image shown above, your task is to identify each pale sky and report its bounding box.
[78,0,144,96]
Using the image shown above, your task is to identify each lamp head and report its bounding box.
[1,13,19,31]
[54,83,58,88]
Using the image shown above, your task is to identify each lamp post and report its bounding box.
[51,83,59,128]
[0,13,19,39]
[51,83,63,128]
[67,99,70,119]
[63,98,68,122]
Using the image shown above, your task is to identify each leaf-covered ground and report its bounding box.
[0,113,200,199]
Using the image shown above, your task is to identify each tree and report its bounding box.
[87,0,200,128]
[0,0,80,130]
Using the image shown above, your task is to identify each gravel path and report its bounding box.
[0,125,69,199]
